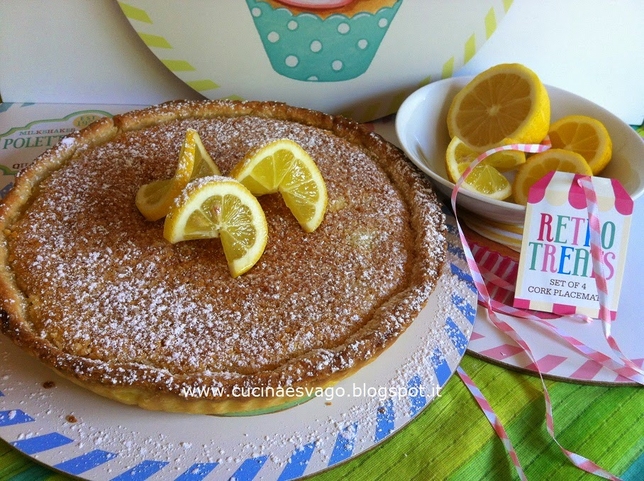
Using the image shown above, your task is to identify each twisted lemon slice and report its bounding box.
[136,128,220,221]
[164,176,268,278]
[231,139,327,232]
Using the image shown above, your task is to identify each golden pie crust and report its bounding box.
[0,100,446,414]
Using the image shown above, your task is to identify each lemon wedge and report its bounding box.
[136,128,221,221]
[548,115,612,175]
[445,136,513,200]
[512,149,593,205]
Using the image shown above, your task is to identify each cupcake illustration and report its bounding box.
[245,0,403,82]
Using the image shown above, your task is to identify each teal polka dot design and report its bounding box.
[246,0,402,82]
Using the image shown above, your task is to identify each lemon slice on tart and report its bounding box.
[164,176,268,278]
[230,139,327,232]
[136,128,221,221]
[447,63,550,151]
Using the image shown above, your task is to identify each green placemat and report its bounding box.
[313,355,643,480]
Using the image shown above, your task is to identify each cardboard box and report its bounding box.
[0,103,143,194]
[1,0,642,123]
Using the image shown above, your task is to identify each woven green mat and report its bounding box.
[313,355,644,480]
[2,354,642,480]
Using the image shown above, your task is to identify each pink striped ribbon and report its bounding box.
[456,366,527,481]
[452,139,626,480]
[577,176,644,379]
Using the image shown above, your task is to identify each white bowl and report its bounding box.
[395,76,644,225]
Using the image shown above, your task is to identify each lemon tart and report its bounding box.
[0,100,446,414]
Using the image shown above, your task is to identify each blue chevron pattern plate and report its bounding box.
[0,206,475,480]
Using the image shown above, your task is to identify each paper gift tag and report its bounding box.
[514,172,633,319]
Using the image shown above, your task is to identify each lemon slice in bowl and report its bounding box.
[164,176,268,278]
[230,139,327,233]
[457,164,512,200]
[445,136,526,181]
[136,128,221,221]
[445,136,513,200]
[512,148,593,206]
[548,114,612,175]
[447,63,550,151]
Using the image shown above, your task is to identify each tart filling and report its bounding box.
[0,100,446,414]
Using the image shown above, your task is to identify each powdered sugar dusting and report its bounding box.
[5,110,445,398]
